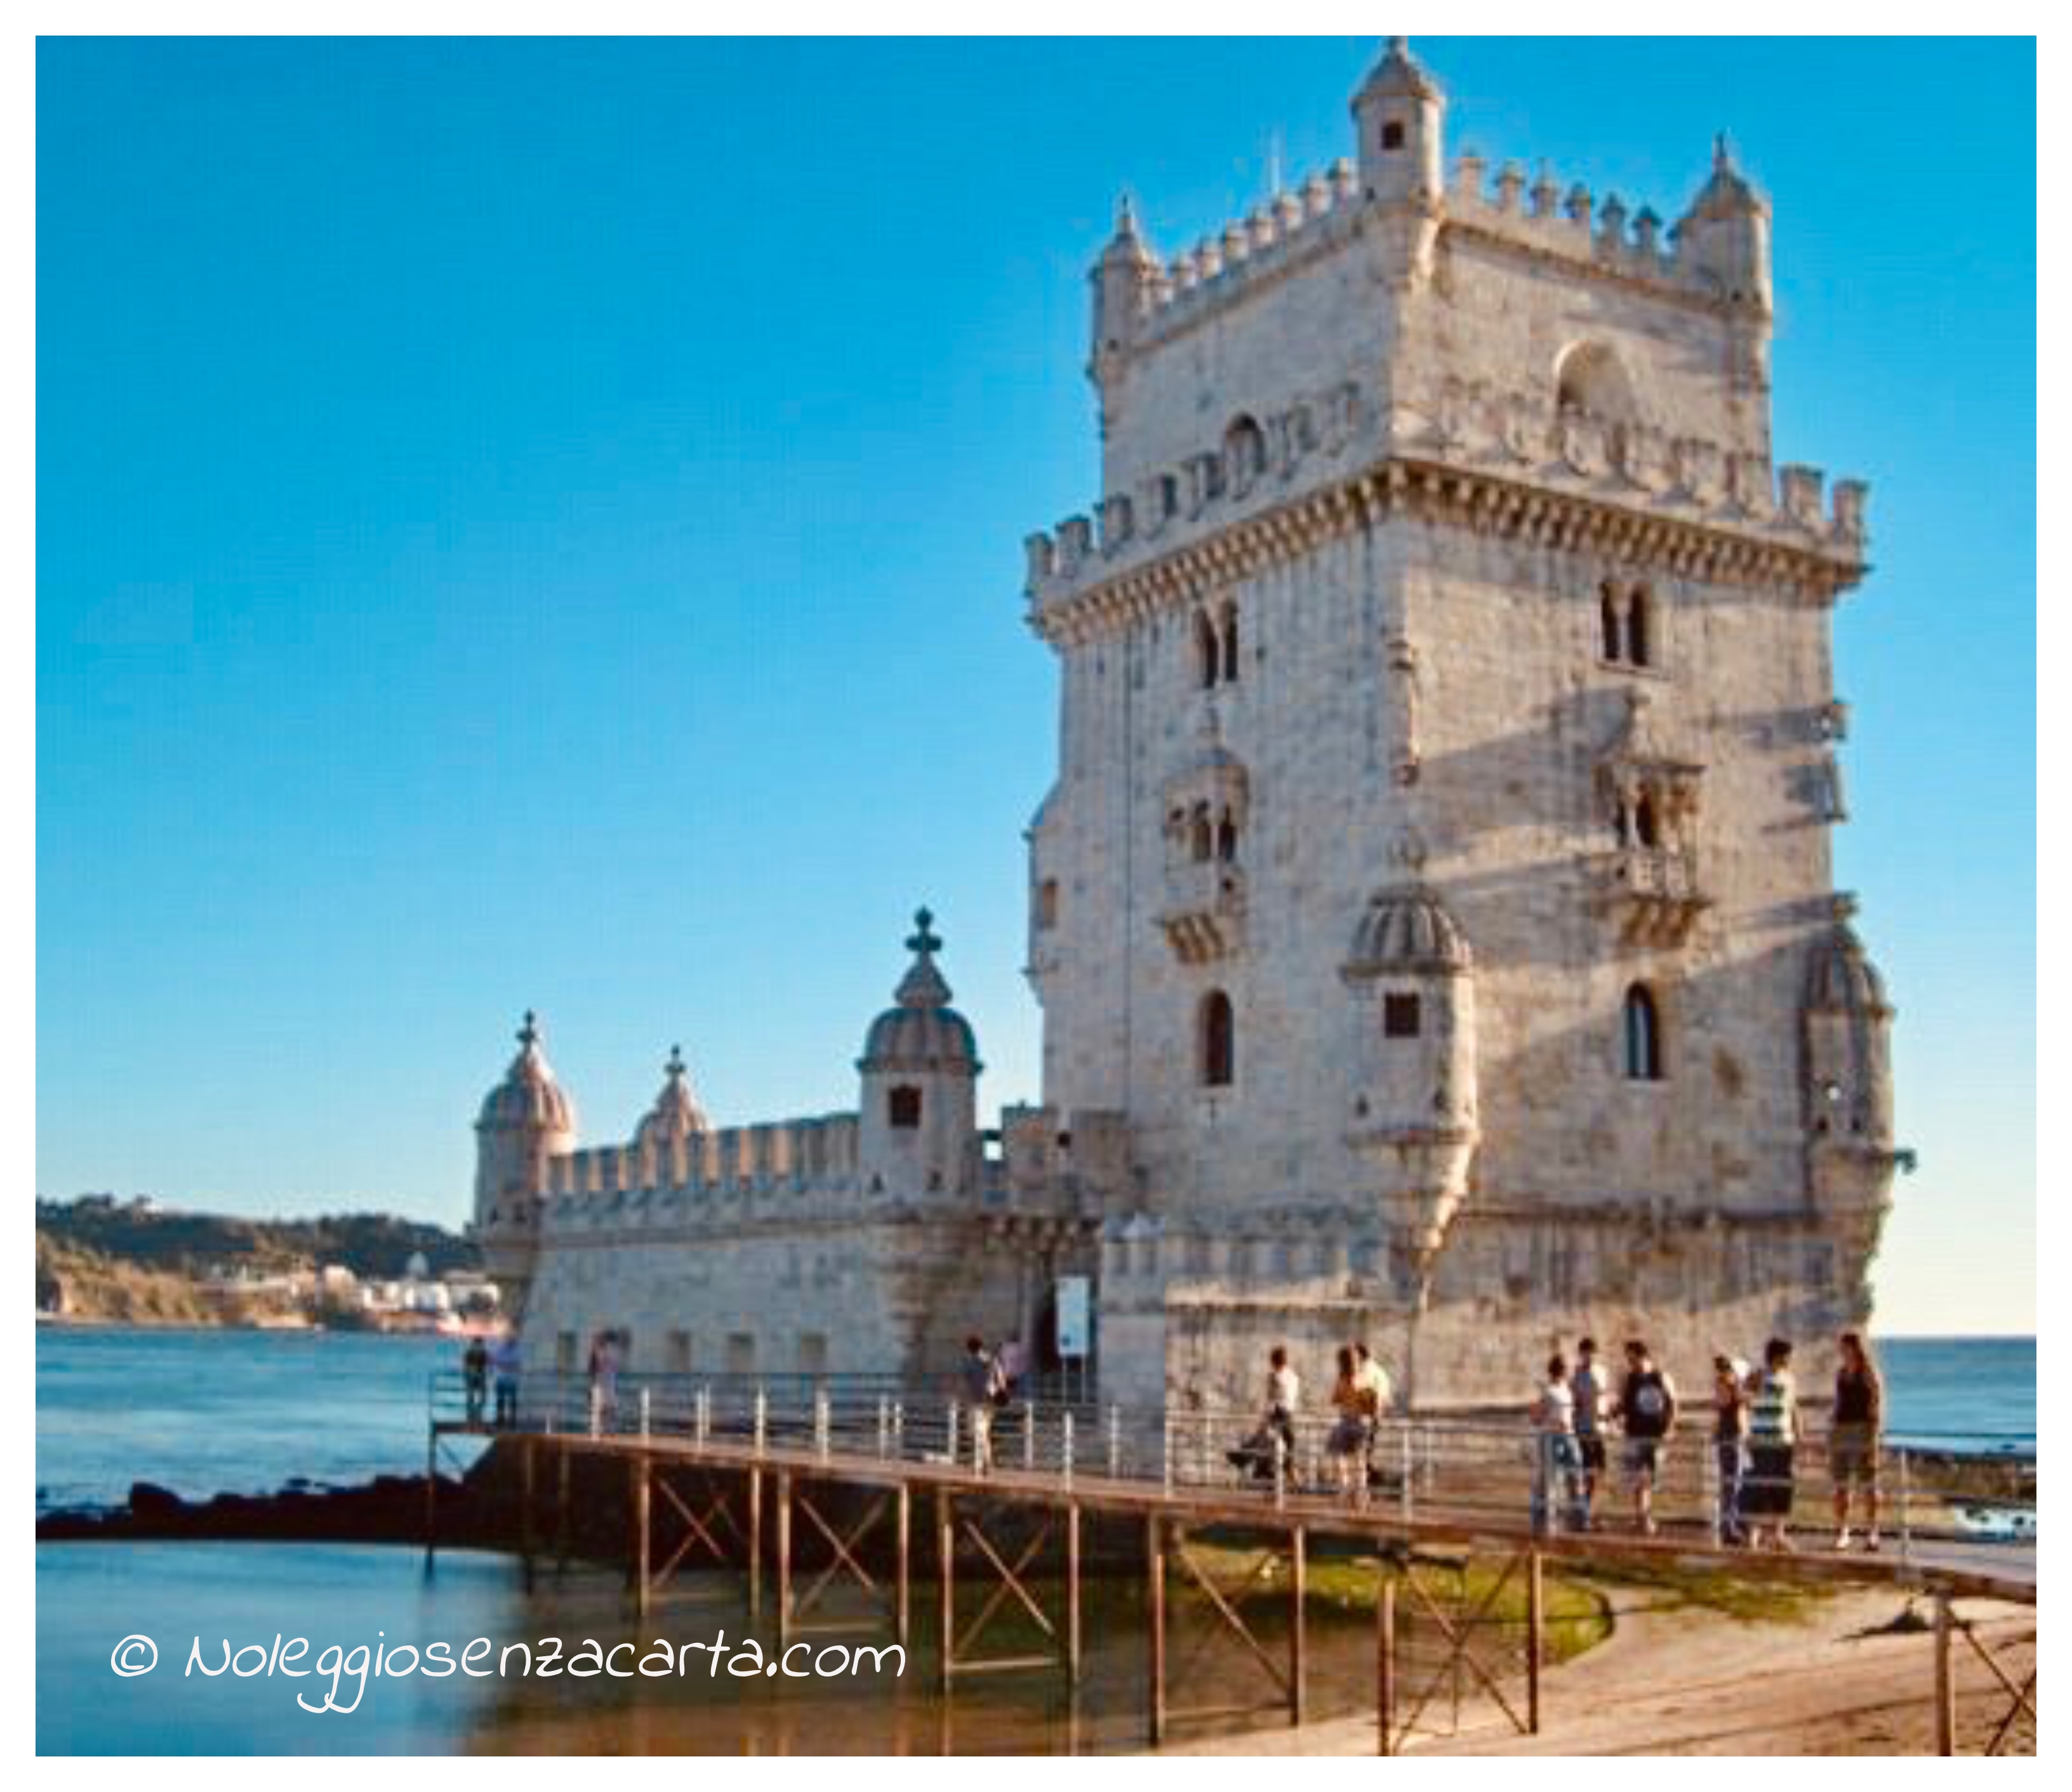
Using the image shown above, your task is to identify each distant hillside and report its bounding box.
[35,1195,477,1283]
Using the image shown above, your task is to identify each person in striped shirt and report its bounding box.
[1741,1337,1802,1551]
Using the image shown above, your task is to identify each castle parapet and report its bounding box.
[1025,373,1869,629]
[538,1113,862,1233]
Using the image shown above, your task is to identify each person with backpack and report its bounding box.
[1743,1337,1802,1550]
[1615,1338,1678,1536]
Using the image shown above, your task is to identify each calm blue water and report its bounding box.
[36,1326,488,1514]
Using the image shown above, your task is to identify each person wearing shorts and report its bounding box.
[1616,1339,1678,1536]
[1830,1331,1883,1551]
[1570,1339,1609,1529]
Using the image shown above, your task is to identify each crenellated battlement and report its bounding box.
[541,1112,861,1222]
[1442,152,1742,303]
[1130,159,1365,343]
[1025,375,1867,633]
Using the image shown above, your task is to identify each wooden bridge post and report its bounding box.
[776,1471,794,1650]
[555,1446,571,1576]
[936,1488,955,1696]
[630,1457,651,1614]
[894,1481,912,1650]
[1934,1590,1956,1756]
[1527,1546,1544,1735]
[1376,1565,1397,1756]
[1289,1523,1307,1727]
[1146,1513,1167,1746]
[519,1438,536,1592]
[1065,1501,1083,1687]
[747,1467,764,1625]
[423,1426,437,1568]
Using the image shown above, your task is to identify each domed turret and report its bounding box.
[1353,36,1445,268]
[1341,885,1480,1304]
[1674,135,1771,312]
[634,1044,710,1181]
[473,1011,578,1298]
[1091,194,1160,382]
[858,908,982,1200]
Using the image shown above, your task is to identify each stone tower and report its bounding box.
[472,1011,577,1315]
[856,908,983,1200]
[1021,39,1899,1409]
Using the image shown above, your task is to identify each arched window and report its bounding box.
[1219,602,1240,683]
[1199,990,1235,1087]
[1224,415,1266,494]
[1556,342,1635,420]
[1626,585,1652,668]
[1600,584,1623,663]
[1622,985,1663,1082]
[1193,611,1220,690]
[1190,804,1214,863]
[1215,810,1239,863]
[1633,789,1660,849]
[888,1085,924,1129]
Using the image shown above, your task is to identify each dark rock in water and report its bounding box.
[128,1482,185,1519]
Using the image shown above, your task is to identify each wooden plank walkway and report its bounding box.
[428,1416,2035,1756]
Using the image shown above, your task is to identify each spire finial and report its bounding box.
[1387,34,1409,56]
[517,1009,540,1049]
[665,1043,685,1079]
[906,906,942,957]
[1714,131,1733,173]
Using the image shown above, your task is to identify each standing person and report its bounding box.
[1531,1353,1581,1536]
[1711,1353,1750,1545]
[960,1334,999,1475]
[1352,1342,1393,1494]
[463,1335,489,1425]
[1265,1344,1301,1478]
[1570,1338,1610,1530]
[1326,1346,1372,1501]
[1743,1337,1801,1551]
[1616,1339,1678,1536]
[491,1332,522,1429]
[1830,1331,1883,1551]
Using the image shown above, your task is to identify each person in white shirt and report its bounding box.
[1265,1345,1299,1473]
[1531,1353,1583,1535]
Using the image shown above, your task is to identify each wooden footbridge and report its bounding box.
[427,1377,2035,1756]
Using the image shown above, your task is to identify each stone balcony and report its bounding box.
[1593,846,1710,947]
[1157,861,1246,964]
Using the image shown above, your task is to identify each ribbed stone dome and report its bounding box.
[859,908,982,1073]
[1345,886,1473,976]
[477,1012,577,1134]
[634,1044,710,1150]
[1806,926,1892,1016]
[1357,36,1440,103]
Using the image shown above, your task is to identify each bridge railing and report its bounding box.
[427,1370,2032,1553]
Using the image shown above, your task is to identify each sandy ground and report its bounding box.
[1162,1590,2036,1756]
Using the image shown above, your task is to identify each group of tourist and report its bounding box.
[460,1331,522,1428]
[1228,1341,1394,1499]
[1530,1330,1885,1550]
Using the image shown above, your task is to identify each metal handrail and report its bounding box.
[426,1371,2033,1548]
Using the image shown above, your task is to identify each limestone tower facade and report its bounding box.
[1021,39,1901,1407]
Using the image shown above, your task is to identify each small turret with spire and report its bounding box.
[1090,192,1162,388]
[1351,36,1445,288]
[856,906,983,1201]
[1673,133,1772,313]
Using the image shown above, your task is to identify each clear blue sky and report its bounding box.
[36,37,2035,1335]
